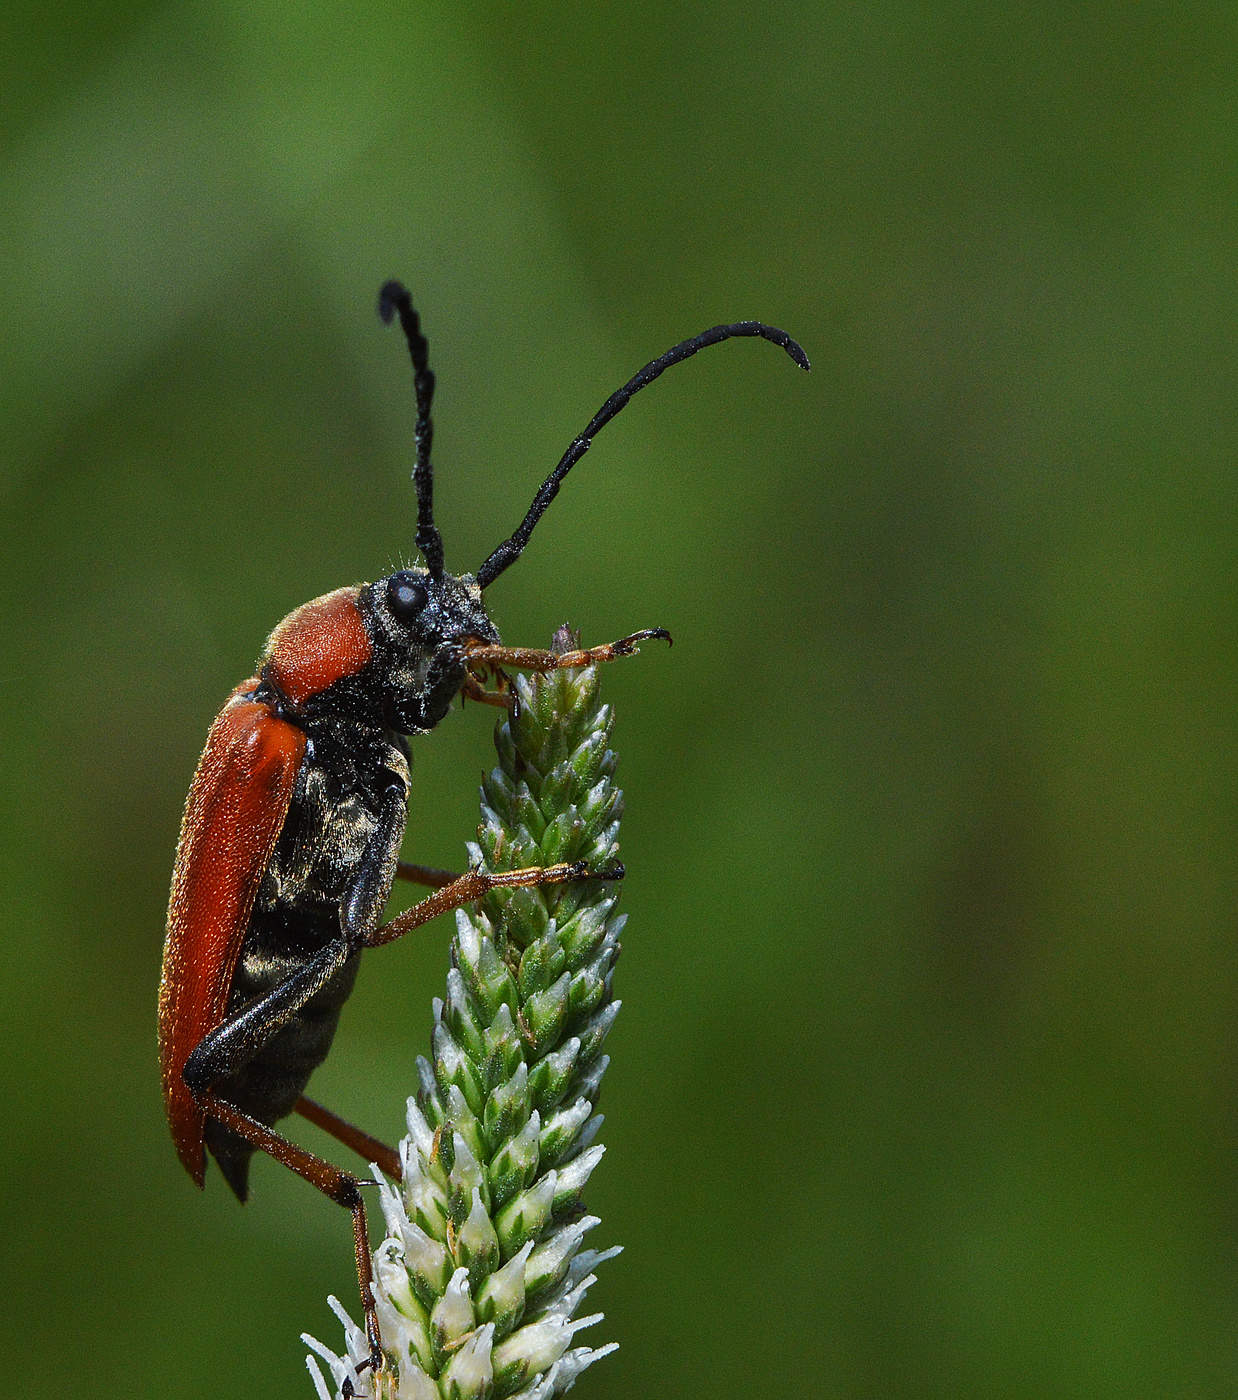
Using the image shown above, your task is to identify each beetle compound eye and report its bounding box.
[386,573,429,623]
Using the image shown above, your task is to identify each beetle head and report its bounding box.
[361,567,497,733]
[261,285,805,738]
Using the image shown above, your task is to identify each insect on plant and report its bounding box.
[157,280,809,1380]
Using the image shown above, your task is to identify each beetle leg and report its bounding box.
[295,1096,401,1179]
[199,1093,385,1378]
[184,936,357,1089]
[394,860,458,888]
[460,671,512,708]
[364,859,625,948]
[339,778,408,942]
[460,627,672,674]
[183,939,391,1376]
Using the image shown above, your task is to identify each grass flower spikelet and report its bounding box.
[305,638,627,1399]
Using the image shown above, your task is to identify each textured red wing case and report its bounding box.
[158,686,306,1184]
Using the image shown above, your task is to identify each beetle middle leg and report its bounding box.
[365,859,624,948]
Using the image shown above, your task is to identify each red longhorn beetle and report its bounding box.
[158,281,809,1377]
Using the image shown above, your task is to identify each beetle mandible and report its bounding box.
[157,280,809,1373]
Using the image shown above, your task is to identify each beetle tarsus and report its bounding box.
[612,626,673,654]
[343,1341,388,1399]
[342,1345,384,1400]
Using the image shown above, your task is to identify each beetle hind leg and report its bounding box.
[200,1092,386,1379]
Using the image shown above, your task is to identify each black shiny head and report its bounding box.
[362,567,497,734]
[379,278,809,594]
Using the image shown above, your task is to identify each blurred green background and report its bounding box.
[2,3,1235,1396]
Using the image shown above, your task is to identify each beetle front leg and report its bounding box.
[461,627,671,674]
[460,670,512,708]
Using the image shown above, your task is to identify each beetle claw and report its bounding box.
[341,1340,386,1399]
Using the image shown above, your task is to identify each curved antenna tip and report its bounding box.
[378,280,410,325]
[475,317,810,589]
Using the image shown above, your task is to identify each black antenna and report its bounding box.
[379,281,445,581]
[476,320,810,589]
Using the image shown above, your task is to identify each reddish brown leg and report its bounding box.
[462,627,671,675]
[201,1092,384,1375]
[294,1096,402,1179]
[460,672,512,708]
[394,860,458,889]
[366,859,624,948]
